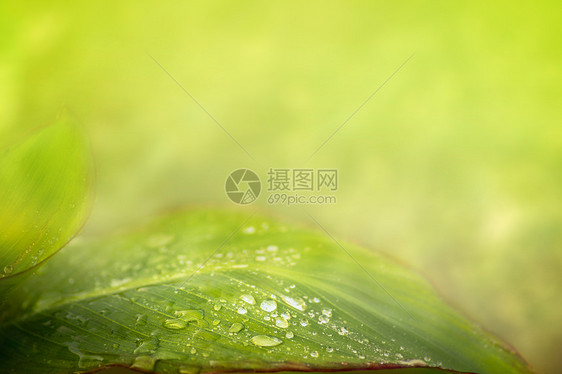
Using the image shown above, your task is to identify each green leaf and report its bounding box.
[0,210,531,374]
[0,114,93,299]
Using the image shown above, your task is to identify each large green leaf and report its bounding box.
[0,210,531,374]
[0,114,93,300]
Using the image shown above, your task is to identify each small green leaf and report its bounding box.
[0,210,531,373]
[0,114,93,299]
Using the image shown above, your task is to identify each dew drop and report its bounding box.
[237,307,247,315]
[190,347,197,354]
[326,347,334,353]
[110,277,132,287]
[174,309,204,322]
[131,355,156,371]
[3,265,13,275]
[251,335,283,347]
[179,366,200,374]
[66,342,103,368]
[260,299,277,312]
[163,318,187,330]
[134,337,159,354]
[214,304,222,311]
[338,327,349,335]
[311,351,319,358]
[266,245,278,252]
[399,359,429,367]
[285,331,294,339]
[275,317,289,328]
[229,322,244,333]
[318,315,329,324]
[281,295,306,311]
[299,319,308,327]
[242,226,255,234]
[240,294,256,305]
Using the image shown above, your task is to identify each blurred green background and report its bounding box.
[1,1,561,373]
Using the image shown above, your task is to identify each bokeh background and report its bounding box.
[1,1,561,373]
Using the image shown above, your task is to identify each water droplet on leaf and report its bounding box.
[174,309,204,323]
[242,226,255,234]
[281,295,306,311]
[131,355,157,371]
[260,299,277,312]
[229,322,244,333]
[163,318,187,330]
[251,335,283,347]
[275,317,289,328]
[240,294,256,305]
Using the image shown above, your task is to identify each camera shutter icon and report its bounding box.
[225,169,261,205]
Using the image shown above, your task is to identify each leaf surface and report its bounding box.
[0,115,93,299]
[0,210,531,373]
